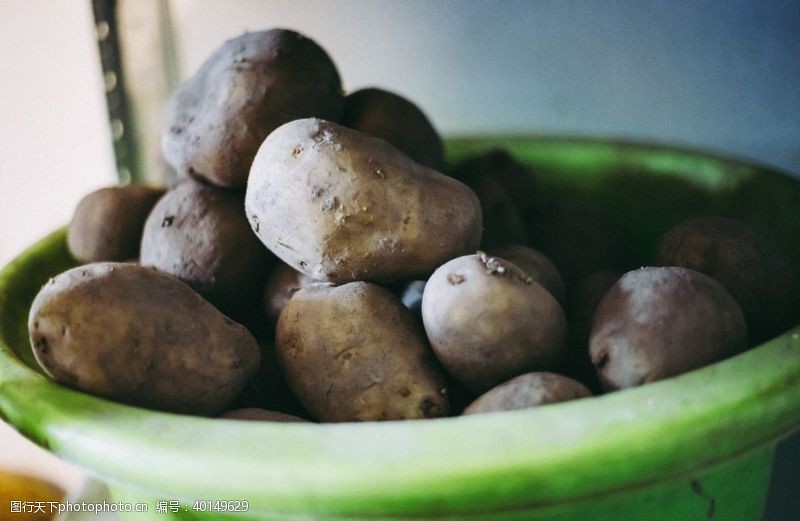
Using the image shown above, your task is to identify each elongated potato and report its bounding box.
[29,263,260,415]
[162,29,343,187]
[246,119,482,283]
[68,185,164,263]
[589,267,747,391]
[463,372,591,415]
[140,180,273,316]
[422,253,567,392]
[276,282,449,422]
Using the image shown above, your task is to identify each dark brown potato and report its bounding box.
[422,253,567,393]
[655,217,799,344]
[246,119,482,284]
[463,372,591,415]
[67,185,164,263]
[29,263,260,415]
[276,282,449,422]
[450,156,529,249]
[491,245,566,306]
[162,29,344,187]
[589,267,747,391]
[263,264,318,324]
[341,88,443,170]
[219,408,308,422]
[140,180,273,316]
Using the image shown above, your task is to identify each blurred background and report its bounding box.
[1,0,798,518]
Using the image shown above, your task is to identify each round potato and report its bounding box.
[491,245,566,306]
[341,88,443,170]
[263,263,318,324]
[162,29,343,187]
[422,253,567,393]
[655,217,798,343]
[29,263,260,415]
[463,372,591,415]
[246,119,482,283]
[276,282,449,422]
[67,185,164,263]
[589,267,747,391]
[219,408,308,422]
[140,180,273,316]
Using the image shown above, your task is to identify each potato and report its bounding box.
[263,263,317,324]
[491,245,566,306]
[162,29,344,187]
[655,217,798,343]
[276,282,449,422]
[219,408,308,422]
[463,372,591,415]
[422,253,567,393]
[29,263,260,415]
[246,119,482,283]
[140,180,273,316]
[589,267,747,391]
[67,185,164,263]
[341,88,443,170]
[450,156,529,249]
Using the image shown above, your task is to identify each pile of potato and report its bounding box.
[28,29,799,422]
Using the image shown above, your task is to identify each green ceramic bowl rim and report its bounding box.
[1,136,799,518]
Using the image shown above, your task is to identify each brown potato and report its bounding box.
[246,119,482,283]
[29,263,260,415]
[263,263,318,324]
[276,282,449,422]
[589,267,747,391]
[67,185,164,263]
[341,88,443,170]
[140,180,273,316]
[655,217,798,343]
[422,253,567,393]
[219,408,308,422]
[162,29,344,187]
[463,372,591,415]
[491,245,566,306]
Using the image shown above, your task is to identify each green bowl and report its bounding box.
[1,137,799,520]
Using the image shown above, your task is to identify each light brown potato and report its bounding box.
[589,267,747,391]
[463,372,591,415]
[219,408,308,422]
[246,119,482,283]
[341,88,443,170]
[67,185,164,263]
[655,217,798,344]
[262,263,318,324]
[276,282,449,422]
[491,245,566,306]
[140,180,273,316]
[422,253,567,393]
[29,263,260,415]
[162,29,343,187]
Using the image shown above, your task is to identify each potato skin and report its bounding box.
[463,372,591,415]
[491,245,566,306]
[341,88,443,170]
[246,119,482,283]
[422,253,567,393]
[162,29,343,187]
[219,408,308,422]
[262,263,317,324]
[67,186,164,263]
[140,180,272,316]
[589,267,747,391]
[655,217,798,343]
[276,282,449,422]
[29,263,260,415]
